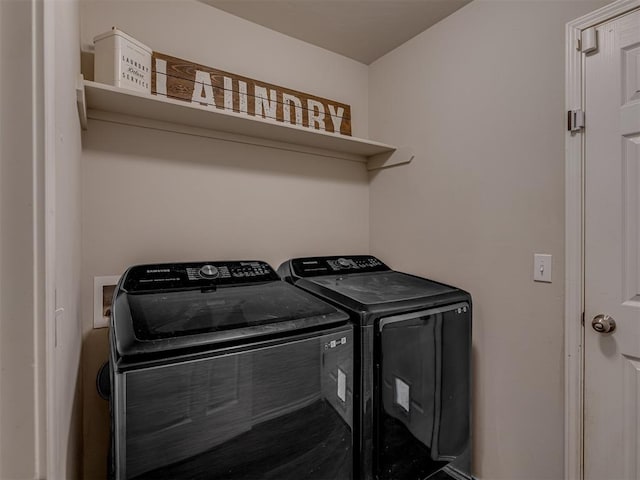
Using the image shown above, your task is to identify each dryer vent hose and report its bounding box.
[96,361,110,400]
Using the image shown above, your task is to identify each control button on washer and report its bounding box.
[337,258,351,268]
[199,265,219,279]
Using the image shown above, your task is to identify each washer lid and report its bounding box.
[308,271,454,305]
[112,261,348,357]
[128,281,340,340]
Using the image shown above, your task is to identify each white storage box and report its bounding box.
[94,28,152,93]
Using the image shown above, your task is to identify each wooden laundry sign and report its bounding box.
[151,52,352,136]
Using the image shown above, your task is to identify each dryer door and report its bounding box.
[376,303,471,480]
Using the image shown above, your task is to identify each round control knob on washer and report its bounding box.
[199,265,219,279]
[337,258,351,268]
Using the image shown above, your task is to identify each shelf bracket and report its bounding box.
[76,74,88,130]
[367,146,414,171]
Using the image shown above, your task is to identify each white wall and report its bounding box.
[368,0,609,478]
[0,0,45,477]
[47,0,84,477]
[79,1,370,477]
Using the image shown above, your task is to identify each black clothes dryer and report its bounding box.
[278,256,472,480]
[109,260,354,480]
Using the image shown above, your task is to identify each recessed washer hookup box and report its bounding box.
[93,27,152,93]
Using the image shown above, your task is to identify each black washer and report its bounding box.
[278,255,472,480]
[108,260,355,480]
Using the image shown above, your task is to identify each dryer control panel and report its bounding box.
[123,261,279,292]
[289,255,390,278]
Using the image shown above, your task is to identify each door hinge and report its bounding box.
[568,109,585,132]
[579,27,598,54]
[581,311,585,326]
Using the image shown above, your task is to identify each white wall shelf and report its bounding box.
[77,80,413,170]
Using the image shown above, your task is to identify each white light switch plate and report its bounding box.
[534,254,552,283]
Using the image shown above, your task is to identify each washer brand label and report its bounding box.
[146,268,170,273]
[139,277,180,283]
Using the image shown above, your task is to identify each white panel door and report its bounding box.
[584,9,640,480]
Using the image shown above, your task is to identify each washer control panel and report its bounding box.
[123,261,279,292]
[290,255,389,278]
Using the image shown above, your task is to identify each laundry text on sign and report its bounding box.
[152,52,352,136]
